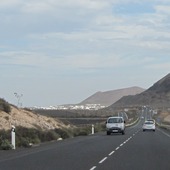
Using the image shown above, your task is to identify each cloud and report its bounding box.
[1,0,170,107]
[145,62,170,71]
[154,5,170,14]
[0,51,50,67]
[0,0,109,17]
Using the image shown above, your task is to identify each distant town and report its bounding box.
[28,104,107,110]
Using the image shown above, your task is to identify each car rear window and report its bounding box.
[108,118,123,123]
[144,121,154,124]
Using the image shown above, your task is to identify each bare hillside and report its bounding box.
[79,86,145,106]
[0,106,69,131]
[109,73,170,109]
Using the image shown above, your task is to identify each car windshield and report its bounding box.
[108,118,123,123]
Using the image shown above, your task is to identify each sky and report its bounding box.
[0,0,170,107]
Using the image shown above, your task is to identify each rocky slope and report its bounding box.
[0,105,69,131]
[109,73,170,109]
[79,86,145,106]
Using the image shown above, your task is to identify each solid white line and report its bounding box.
[157,128,170,138]
[109,151,115,156]
[99,157,107,164]
[90,166,96,170]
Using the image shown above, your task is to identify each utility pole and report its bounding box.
[14,93,23,107]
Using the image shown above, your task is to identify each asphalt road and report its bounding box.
[1,110,170,170]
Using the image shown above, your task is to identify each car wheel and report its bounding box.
[153,130,155,132]
[107,132,110,135]
[143,130,145,132]
[122,131,125,135]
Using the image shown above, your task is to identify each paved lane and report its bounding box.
[1,111,170,170]
[96,125,170,170]
[0,120,141,170]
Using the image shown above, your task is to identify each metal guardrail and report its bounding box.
[125,117,140,127]
[156,122,170,130]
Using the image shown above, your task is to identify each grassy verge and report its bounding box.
[0,123,106,150]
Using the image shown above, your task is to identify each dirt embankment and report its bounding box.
[0,106,70,131]
[153,110,170,123]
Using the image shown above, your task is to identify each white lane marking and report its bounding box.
[93,131,139,169]
[90,166,96,170]
[109,151,115,156]
[99,157,107,164]
[157,128,170,138]
[129,118,141,128]
[115,147,119,150]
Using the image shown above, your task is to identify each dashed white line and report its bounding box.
[115,147,119,150]
[90,166,96,170]
[89,131,139,170]
[109,151,115,156]
[99,157,107,164]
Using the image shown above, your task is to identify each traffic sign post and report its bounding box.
[11,125,15,149]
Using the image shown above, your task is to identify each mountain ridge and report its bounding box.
[109,73,170,109]
[78,86,146,106]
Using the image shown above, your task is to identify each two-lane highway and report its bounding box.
[1,112,170,170]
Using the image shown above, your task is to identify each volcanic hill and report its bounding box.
[109,73,170,109]
[79,86,145,106]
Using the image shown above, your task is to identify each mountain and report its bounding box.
[109,73,170,109]
[78,86,146,106]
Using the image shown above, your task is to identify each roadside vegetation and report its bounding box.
[0,98,11,114]
[0,123,106,150]
[153,109,170,125]
[0,102,140,150]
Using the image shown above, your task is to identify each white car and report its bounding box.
[147,119,155,124]
[106,117,125,135]
[143,121,155,132]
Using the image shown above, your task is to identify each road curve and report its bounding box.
[1,112,170,170]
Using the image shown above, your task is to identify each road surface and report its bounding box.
[1,109,170,170]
